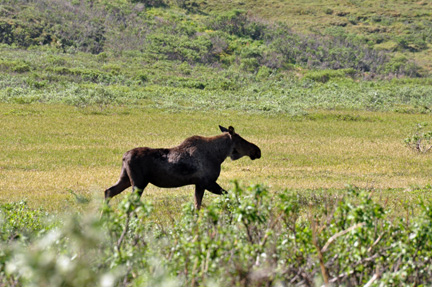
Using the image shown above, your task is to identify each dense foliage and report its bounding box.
[0,0,421,76]
[0,0,431,114]
[2,184,432,286]
[1,45,432,114]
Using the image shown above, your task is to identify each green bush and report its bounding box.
[0,1,431,114]
[255,66,272,80]
[0,60,31,73]
[3,185,432,286]
[207,9,267,40]
[384,55,422,77]
[405,122,432,153]
[11,63,31,73]
[0,201,53,243]
[304,68,356,83]
[146,33,214,64]
[62,85,124,109]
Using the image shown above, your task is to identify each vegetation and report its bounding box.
[205,0,432,70]
[0,0,432,114]
[405,122,432,153]
[1,0,432,286]
[1,43,432,113]
[2,184,432,286]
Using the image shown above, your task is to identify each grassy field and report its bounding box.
[1,103,431,214]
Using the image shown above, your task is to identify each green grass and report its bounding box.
[1,44,432,114]
[1,103,432,215]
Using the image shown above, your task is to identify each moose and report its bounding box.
[104,125,261,209]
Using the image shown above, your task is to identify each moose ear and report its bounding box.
[219,125,228,133]
[228,126,235,135]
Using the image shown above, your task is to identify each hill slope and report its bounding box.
[0,0,432,113]
[1,0,429,75]
[204,0,432,71]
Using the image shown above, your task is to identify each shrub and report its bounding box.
[131,0,166,8]
[405,122,432,153]
[1,0,423,78]
[0,201,51,243]
[0,60,31,73]
[384,55,422,77]
[255,66,272,80]
[146,33,213,64]
[304,68,356,83]
[11,63,31,73]
[207,9,267,40]
[135,72,149,84]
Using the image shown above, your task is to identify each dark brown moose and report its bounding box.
[104,126,261,209]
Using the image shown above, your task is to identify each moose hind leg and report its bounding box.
[205,182,227,195]
[194,185,205,210]
[104,175,131,200]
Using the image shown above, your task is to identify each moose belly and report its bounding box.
[149,173,197,188]
[148,161,201,188]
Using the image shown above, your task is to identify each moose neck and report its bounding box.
[209,133,234,164]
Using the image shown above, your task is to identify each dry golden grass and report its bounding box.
[1,103,431,212]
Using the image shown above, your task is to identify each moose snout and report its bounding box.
[251,148,261,160]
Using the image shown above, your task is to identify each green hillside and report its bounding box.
[0,0,431,113]
[3,0,432,70]
[204,0,432,70]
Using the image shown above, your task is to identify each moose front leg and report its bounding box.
[205,182,227,195]
[194,185,205,210]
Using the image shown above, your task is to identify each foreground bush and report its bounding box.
[1,184,432,286]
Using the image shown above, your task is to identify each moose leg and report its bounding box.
[127,168,149,198]
[205,182,227,195]
[194,185,205,210]
[105,166,132,200]
[104,176,131,200]
[132,183,148,198]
